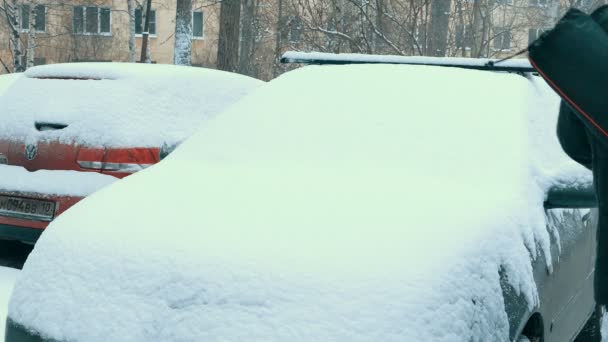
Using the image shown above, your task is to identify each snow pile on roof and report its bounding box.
[0,165,117,197]
[282,51,533,69]
[0,266,19,341]
[0,63,263,147]
[9,64,590,341]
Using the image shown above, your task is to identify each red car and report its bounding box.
[0,63,262,243]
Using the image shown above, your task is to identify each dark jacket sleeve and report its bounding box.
[557,100,592,169]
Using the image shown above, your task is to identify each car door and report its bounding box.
[505,185,597,341]
[540,205,596,341]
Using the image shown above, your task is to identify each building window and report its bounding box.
[193,11,204,38]
[493,27,511,50]
[73,6,111,35]
[18,56,46,67]
[135,8,156,35]
[528,28,545,44]
[281,15,302,43]
[455,24,472,49]
[20,5,46,32]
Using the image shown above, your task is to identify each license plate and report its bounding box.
[0,196,56,222]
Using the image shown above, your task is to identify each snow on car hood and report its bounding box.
[0,63,263,147]
[9,64,591,341]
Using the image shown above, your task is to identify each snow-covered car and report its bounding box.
[0,63,262,243]
[4,62,600,342]
[0,73,21,96]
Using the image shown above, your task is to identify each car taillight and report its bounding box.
[77,147,160,174]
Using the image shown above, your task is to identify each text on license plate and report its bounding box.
[0,196,56,222]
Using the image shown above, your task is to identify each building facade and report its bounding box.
[0,0,222,74]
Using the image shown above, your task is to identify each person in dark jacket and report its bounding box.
[557,101,608,304]
[553,6,608,305]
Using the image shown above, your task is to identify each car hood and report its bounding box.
[9,64,591,342]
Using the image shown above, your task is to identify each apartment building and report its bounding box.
[0,0,222,74]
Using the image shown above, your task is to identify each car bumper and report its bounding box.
[0,193,83,243]
[0,224,43,244]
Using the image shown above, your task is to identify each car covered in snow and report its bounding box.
[3,60,601,342]
[0,73,21,96]
[0,63,262,244]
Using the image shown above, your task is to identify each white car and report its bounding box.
[4,61,599,342]
[0,73,21,96]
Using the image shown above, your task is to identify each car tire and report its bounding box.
[574,304,604,342]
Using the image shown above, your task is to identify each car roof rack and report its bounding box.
[280,51,536,73]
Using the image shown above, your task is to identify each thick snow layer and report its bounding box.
[9,64,591,341]
[0,165,117,197]
[0,63,262,148]
[282,51,533,70]
[0,73,21,95]
[0,266,19,341]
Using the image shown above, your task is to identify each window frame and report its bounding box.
[192,10,204,39]
[20,4,46,33]
[72,6,112,36]
[135,8,157,37]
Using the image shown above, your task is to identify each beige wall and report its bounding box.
[0,0,225,74]
[133,1,221,66]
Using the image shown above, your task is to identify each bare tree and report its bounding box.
[25,2,36,68]
[140,0,152,63]
[239,0,255,75]
[428,0,451,56]
[217,0,241,72]
[1,0,23,72]
[174,0,193,65]
[127,0,137,62]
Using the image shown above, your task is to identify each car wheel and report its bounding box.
[574,304,604,342]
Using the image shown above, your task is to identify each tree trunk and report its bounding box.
[238,0,255,75]
[174,0,193,65]
[127,0,136,62]
[217,0,241,72]
[272,0,283,78]
[374,0,386,52]
[140,0,152,63]
[470,0,490,58]
[6,0,23,72]
[428,0,451,57]
[26,5,36,69]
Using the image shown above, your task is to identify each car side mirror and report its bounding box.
[544,184,597,209]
